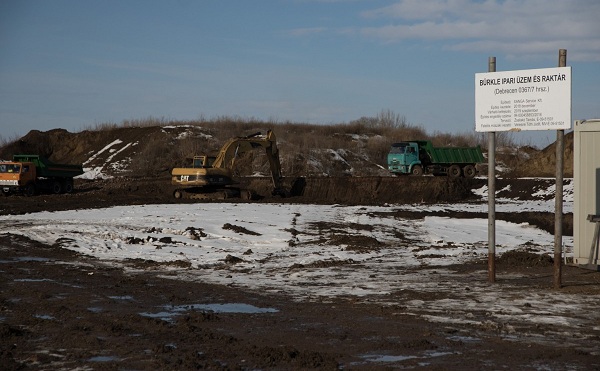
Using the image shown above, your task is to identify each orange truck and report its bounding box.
[0,155,83,196]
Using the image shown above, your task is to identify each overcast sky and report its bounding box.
[1,0,598,147]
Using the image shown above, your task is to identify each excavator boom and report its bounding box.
[171,130,285,199]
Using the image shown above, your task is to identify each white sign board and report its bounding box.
[475,67,571,132]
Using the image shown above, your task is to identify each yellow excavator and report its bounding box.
[171,130,286,200]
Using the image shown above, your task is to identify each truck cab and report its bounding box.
[387,142,422,175]
[1,155,83,196]
[0,161,37,195]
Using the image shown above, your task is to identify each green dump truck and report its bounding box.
[0,155,84,196]
[387,141,485,178]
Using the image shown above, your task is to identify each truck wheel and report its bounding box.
[63,180,74,194]
[448,165,462,179]
[25,183,36,197]
[463,165,476,179]
[411,165,423,176]
[52,180,62,194]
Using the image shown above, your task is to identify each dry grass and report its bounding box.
[80,110,497,177]
[0,133,23,150]
[5,110,549,177]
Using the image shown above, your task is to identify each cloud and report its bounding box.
[359,21,488,41]
[358,0,600,61]
[361,0,463,20]
[295,0,363,3]
[286,27,328,37]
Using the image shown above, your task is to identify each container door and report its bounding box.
[574,119,600,268]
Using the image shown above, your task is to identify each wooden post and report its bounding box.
[488,57,496,283]
[554,49,567,289]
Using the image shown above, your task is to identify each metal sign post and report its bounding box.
[554,49,567,289]
[475,50,571,287]
[488,57,496,283]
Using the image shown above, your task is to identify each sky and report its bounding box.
[0,0,598,148]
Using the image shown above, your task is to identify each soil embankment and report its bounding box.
[244,176,481,204]
[3,176,478,215]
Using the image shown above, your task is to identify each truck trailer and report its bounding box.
[0,155,84,196]
[387,140,485,178]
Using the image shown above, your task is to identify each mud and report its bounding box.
[1,176,596,370]
[2,232,600,370]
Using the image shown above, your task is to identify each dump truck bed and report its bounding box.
[13,155,84,178]
[415,141,485,164]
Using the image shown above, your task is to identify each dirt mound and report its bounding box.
[0,125,570,180]
[498,249,554,267]
[508,131,573,177]
[0,126,201,177]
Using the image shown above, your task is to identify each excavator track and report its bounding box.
[173,187,256,200]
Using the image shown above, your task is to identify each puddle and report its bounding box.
[0,257,51,263]
[87,355,121,362]
[168,303,279,314]
[108,295,134,300]
[87,307,103,313]
[139,311,177,323]
[362,354,417,363]
[140,303,279,322]
[34,314,55,320]
[426,351,457,358]
[360,350,458,365]
[14,256,51,262]
[15,278,54,282]
[13,278,84,291]
[448,335,481,343]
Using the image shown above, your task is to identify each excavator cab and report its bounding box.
[191,156,216,168]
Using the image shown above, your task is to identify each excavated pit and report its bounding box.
[242,176,482,204]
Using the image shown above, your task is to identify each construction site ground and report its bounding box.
[1,176,599,370]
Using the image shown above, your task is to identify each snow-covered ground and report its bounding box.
[3,180,599,352]
[2,201,568,290]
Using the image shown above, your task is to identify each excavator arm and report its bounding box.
[212,130,284,193]
[171,130,286,198]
